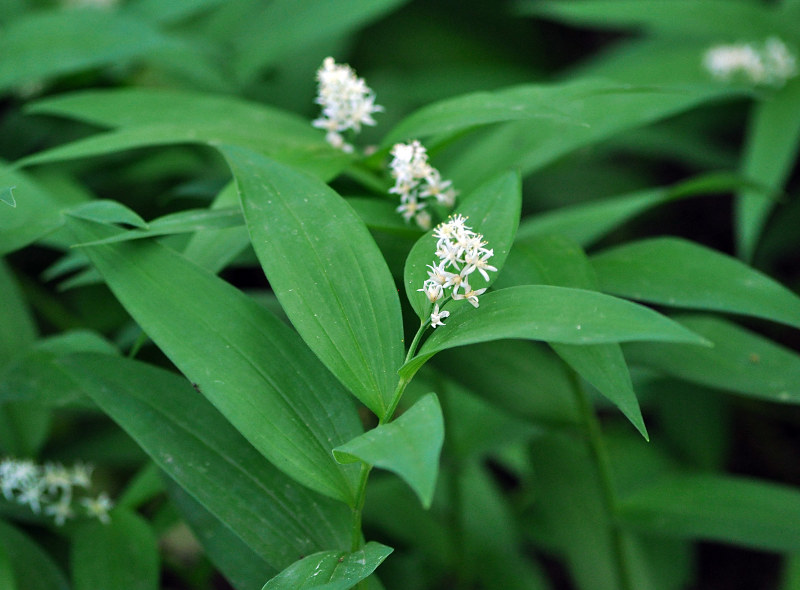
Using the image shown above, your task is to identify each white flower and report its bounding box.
[452,281,487,308]
[388,140,457,228]
[430,304,450,328]
[81,492,113,524]
[43,463,73,494]
[313,57,382,151]
[704,38,797,86]
[45,498,75,526]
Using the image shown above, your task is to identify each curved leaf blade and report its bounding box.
[66,217,362,504]
[400,285,708,379]
[261,542,393,590]
[224,146,404,419]
[334,393,444,508]
[618,473,800,552]
[592,237,800,329]
[62,353,351,569]
[404,170,521,319]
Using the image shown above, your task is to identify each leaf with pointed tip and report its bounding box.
[618,473,800,552]
[400,285,708,379]
[66,217,362,504]
[261,542,393,590]
[334,394,444,508]
[68,200,148,228]
[404,171,521,319]
[592,237,800,329]
[0,521,68,590]
[61,352,352,568]
[0,186,15,207]
[223,146,404,419]
[624,315,800,404]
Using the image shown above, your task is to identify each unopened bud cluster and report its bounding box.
[389,140,457,230]
[418,215,497,328]
[0,457,113,526]
[704,37,797,86]
[313,57,383,153]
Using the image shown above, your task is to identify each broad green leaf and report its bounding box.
[519,0,797,40]
[624,315,800,404]
[401,285,708,379]
[592,237,800,329]
[72,509,159,590]
[618,473,800,552]
[0,260,36,363]
[437,83,743,189]
[16,124,346,182]
[736,77,800,260]
[0,330,116,405]
[60,352,352,568]
[224,146,404,418]
[0,520,69,590]
[73,207,243,247]
[404,170,521,319]
[166,481,278,590]
[66,217,362,504]
[515,172,764,247]
[261,542,393,590]
[384,80,597,145]
[347,198,423,237]
[334,393,444,508]
[126,0,228,25]
[498,236,647,439]
[68,200,148,228]
[230,0,409,83]
[0,9,180,91]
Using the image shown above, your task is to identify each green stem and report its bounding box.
[569,370,635,590]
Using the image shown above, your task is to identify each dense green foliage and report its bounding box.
[2,1,800,589]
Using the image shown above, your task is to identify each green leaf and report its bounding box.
[736,77,800,260]
[0,9,180,91]
[166,481,278,590]
[519,0,797,40]
[401,285,709,379]
[624,315,800,404]
[224,146,404,418]
[592,237,800,329]
[261,542,393,590]
[515,172,761,248]
[73,207,243,247]
[0,520,68,590]
[60,352,352,568]
[0,259,37,364]
[404,170,521,319]
[498,236,647,439]
[66,217,362,504]
[334,393,444,508]
[618,473,800,552]
[68,200,148,228]
[0,542,15,590]
[434,83,743,189]
[230,0,409,84]
[72,509,159,590]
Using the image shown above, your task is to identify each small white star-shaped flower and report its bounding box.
[430,304,450,328]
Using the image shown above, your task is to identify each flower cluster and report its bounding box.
[389,140,457,230]
[418,214,497,328]
[703,37,797,86]
[312,57,383,153]
[0,457,113,526]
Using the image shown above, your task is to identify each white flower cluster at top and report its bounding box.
[313,57,383,153]
[0,457,113,526]
[418,214,497,328]
[703,37,797,86]
[389,140,457,230]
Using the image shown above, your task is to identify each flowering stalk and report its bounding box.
[0,457,113,526]
[703,37,797,86]
[312,57,383,153]
[389,140,457,230]
[417,214,497,328]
